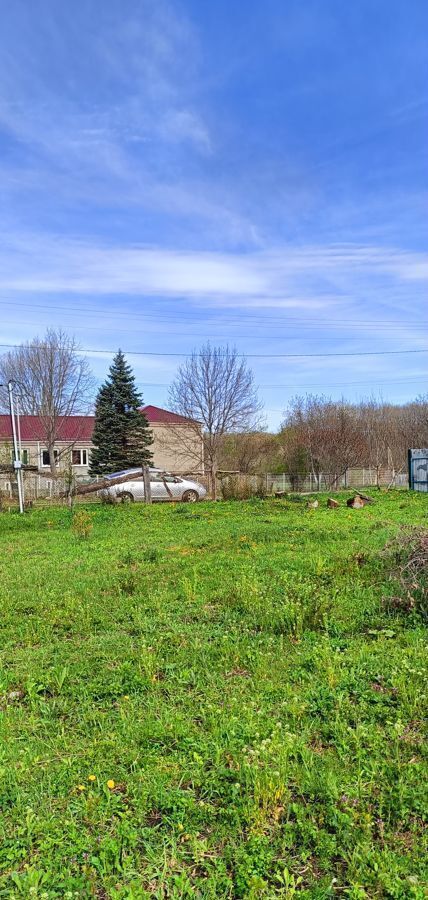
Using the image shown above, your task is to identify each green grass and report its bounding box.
[0,491,427,899]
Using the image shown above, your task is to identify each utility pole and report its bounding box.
[5,380,25,513]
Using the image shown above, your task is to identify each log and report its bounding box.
[58,469,146,499]
[307,499,319,509]
[327,498,339,508]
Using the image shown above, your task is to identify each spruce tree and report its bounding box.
[89,350,153,475]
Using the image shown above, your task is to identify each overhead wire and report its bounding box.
[0,298,418,331]
[0,341,427,359]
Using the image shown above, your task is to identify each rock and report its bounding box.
[307,499,319,509]
[347,495,365,509]
[327,498,339,508]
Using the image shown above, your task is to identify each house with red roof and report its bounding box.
[0,405,204,476]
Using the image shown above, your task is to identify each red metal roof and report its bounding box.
[0,415,95,442]
[141,405,198,425]
[0,406,197,441]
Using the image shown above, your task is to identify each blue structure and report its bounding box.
[408,449,428,492]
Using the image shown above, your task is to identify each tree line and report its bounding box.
[219,395,428,484]
[1,329,426,484]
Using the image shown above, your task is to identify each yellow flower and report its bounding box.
[123,695,130,700]
[77,784,85,791]
[88,774,96,782]
[107,779,115,790]
[177,823,184,831]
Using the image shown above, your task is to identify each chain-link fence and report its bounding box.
[0,467,408,507]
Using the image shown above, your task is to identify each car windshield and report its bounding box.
[105,469,141,480]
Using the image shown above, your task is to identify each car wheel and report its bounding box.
[182,489,199,503]
[118,491,134,504]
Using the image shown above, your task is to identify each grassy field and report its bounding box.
[0,491,427,899]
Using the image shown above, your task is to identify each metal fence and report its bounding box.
[217,468,407,498]
[0,473,99,504]
[0,467,409,507]
[264,467,408,494]
[408,449,428,493]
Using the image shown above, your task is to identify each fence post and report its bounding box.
[143,465,152,503]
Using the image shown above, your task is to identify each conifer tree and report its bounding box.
[89,350,153,475]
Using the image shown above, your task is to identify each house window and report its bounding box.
[41,449,59,467]
[20,449,29,465]
[72,449,88,466]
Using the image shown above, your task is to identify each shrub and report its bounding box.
[383,528,428,621]
[72,509,93,540]
[221,475,266,501]
[100,490,116,505]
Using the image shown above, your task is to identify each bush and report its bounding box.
[100,490,116,505]
[383,528,428,621]
[221,475,266,501]
[72,509,93,539]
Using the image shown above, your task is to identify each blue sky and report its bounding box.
[0,0,427,428]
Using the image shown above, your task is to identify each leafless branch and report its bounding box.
[167,344,263,497]
[0,329,95,475]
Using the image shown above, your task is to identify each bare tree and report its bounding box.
[218,431,276,474]
[168,344,263,497]
[282,395,366,489]
[0,329,95,475]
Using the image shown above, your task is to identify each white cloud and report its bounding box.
[0,235,427,316]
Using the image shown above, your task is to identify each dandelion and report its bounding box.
[123,695,130,700]
[177,823,184,831]
[88,774,96,782]
[107,779,115,790]
[77,784,85,791]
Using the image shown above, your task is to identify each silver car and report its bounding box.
[102,469,206,503]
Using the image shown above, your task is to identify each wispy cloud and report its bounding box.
[0,235,427,318]
[0,0,427,423]
[0,0,229,234]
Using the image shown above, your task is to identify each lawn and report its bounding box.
[0,492,427,899]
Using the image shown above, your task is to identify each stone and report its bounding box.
[327,498,339,508]
[307,499,319,509]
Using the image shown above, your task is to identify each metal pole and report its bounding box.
[7,381,25,513]
[16,398,22,459]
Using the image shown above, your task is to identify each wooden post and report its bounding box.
[143,465,152,503]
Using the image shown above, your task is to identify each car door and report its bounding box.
[130,478,146,500]
[115,478,145,500]
[163,475,183,500]
[149,474,169,501]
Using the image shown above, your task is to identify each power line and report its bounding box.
[134,374,428,389]
[0,342,426,359]
[0,318,417,343]
[0,298,415,330]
